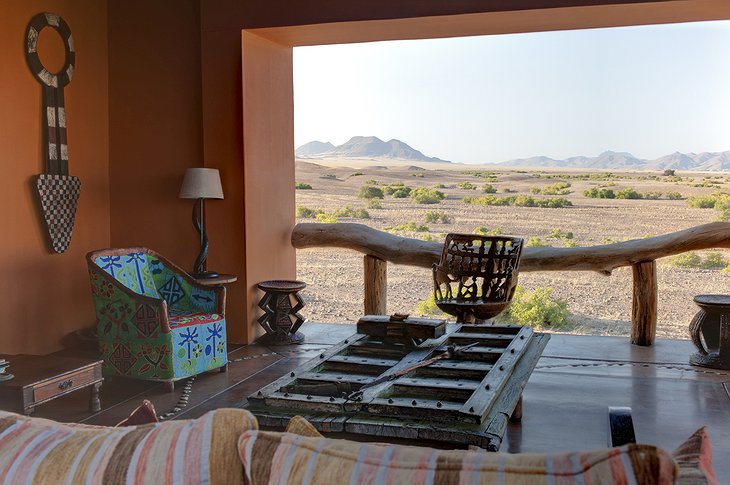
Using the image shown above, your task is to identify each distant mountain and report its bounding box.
[295,136,450,163]
[296,141,335,157]
[500,150,730,171]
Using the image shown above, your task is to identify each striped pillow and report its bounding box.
[238,430,678,485]
[0,408,257,484]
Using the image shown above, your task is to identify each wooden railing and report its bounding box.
[292,222,730,346]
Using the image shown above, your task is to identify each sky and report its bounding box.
[294,21,730,164]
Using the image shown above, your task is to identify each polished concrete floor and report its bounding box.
[10,324,730,478]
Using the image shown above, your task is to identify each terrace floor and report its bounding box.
[11,323,730,477]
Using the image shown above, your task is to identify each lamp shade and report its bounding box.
[179,168,224,199]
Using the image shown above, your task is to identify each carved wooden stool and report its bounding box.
[256,280,307,344]
[689,294,730,370]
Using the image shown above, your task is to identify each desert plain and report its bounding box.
[294,159,729,340]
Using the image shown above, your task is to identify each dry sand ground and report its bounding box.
[294,159,729,340]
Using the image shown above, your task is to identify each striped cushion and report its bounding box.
[238,430,678,485]
[0,408,257,484]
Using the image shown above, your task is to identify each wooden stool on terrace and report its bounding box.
[689,294,730,370]
[256,280,307,344]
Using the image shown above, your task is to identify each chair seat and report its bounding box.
[169,308,224,328]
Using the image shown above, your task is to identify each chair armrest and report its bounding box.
[88,265,172,334]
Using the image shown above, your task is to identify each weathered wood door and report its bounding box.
[247,323,548,450]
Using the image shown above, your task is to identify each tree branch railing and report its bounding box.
[292,222,730,346]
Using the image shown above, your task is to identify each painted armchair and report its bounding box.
[86,248,227,391]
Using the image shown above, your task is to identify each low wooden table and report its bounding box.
[247,321,549,451]
[0,355,103,415]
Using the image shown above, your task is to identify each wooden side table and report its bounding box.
[0,355,103,415]
[196,273,237,286]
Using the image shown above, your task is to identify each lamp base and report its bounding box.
[192,271,219,279]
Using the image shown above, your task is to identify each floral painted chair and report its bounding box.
[87,248,227,391]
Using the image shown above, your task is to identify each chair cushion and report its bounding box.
[0,408,256,484]
[238,429,679,485]
[169,308,224,328]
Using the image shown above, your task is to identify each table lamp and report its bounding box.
[179,168,224,278]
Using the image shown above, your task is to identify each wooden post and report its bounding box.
[631,260,657,346]
[364,255,387,315]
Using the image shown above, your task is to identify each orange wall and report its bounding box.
[0,0,109,354]
[108,0,202,268]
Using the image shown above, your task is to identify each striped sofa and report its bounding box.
[0,409,715,484]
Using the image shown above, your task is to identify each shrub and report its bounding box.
[415,293,445,317]
[364,179,379,185]
[458,181,477,190]
[643,191,662,200]
[331,205,370,219]
[687,196,718,209]
[350,172,364,177]
[483,184,498,194]
[526,237,549,247]
[314,213,338,223]
[663,169,676,176]
[668,252,702,268]
[503,188,517,193]
[411,187,445,204]
[424,211,452,224]
[320,174,338,180]
[537,197,572,208]
[433,183,447,189]
[548,228,573,240]
[563,240,579,248]
[474,226,504,236]
[296,205,323,218]
[583,188,615,199]
[358,185,384,199]
[383,181,412,197]
[513,195,537,207]
[541,181,572,195]
[666,191,683,200]
[701,252,727,269]
[500,286,570,329]
[718,208,730,221]
[385,221,430,233]
[411,173,425,178]
[366,199,382,209]
[615,188,642,199]
[295,182,312,190]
